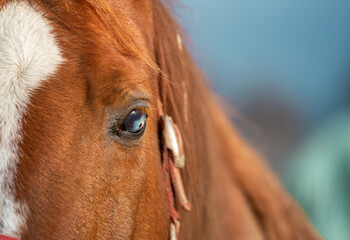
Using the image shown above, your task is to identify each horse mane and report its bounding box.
[153,2,211,237]
[84,0,159,71]
[150,1,321,239]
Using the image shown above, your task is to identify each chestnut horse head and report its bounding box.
[0,0,322,239]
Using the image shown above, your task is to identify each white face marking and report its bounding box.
[0,1,62,237]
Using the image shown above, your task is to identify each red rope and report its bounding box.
[163,152,180,232]
[158,99,191,237]
[169,159,192,212]
[0,235,18,240]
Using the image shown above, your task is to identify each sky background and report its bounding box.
[180,0,350,125]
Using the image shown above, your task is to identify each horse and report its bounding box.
[0,0,322,239]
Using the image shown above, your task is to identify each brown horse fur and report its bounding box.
[0,0,322,239]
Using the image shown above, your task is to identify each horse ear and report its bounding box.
[211,103,322,240]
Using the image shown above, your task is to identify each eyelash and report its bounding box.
[133,107,150,115]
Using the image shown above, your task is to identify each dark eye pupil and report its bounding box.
[123,110,147,133]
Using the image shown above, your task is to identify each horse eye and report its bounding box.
[121,110,147,135]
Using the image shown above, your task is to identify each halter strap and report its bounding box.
[158,99,191,240]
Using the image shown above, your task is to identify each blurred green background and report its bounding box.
[179,0,350,239]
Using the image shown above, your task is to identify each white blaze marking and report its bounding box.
[0,1,62,237]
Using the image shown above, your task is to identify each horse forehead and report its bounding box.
[0,1,62,96]
[0,0,62,136]
[0,1,62,236]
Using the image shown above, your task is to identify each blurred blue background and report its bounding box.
[179,0,350,239]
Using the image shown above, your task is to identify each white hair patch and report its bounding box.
[0,1,62,237]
